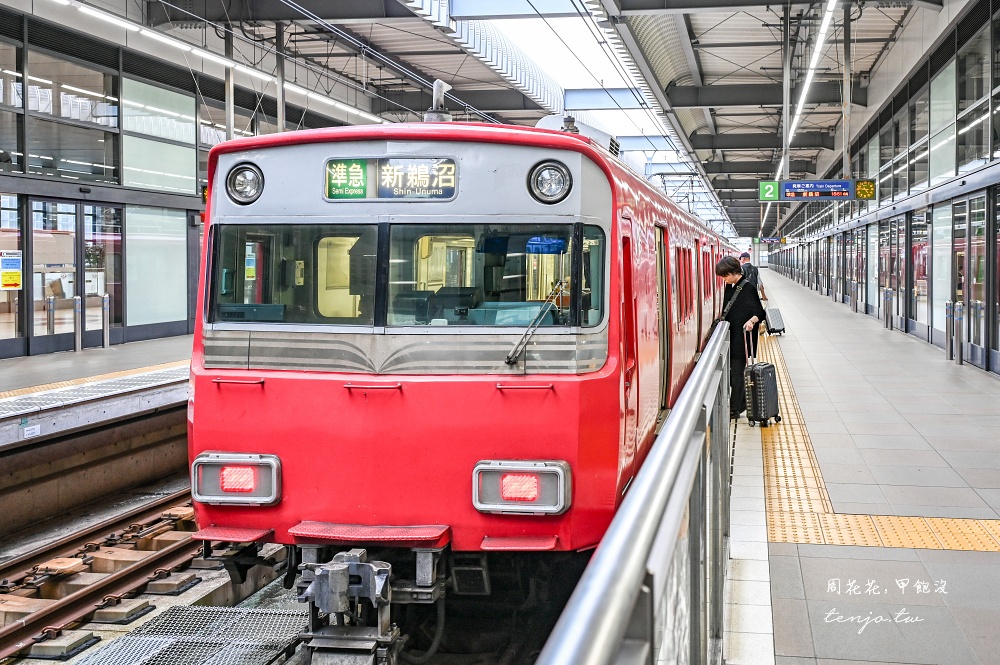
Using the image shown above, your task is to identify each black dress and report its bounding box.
[722,276,766,416]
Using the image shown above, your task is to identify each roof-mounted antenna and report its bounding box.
[561,116,580,133]
[424,80,453,122]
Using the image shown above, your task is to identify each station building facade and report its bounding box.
[0,5,344,357]
[772,0,1000,375]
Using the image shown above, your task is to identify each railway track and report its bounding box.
[0,490,200,661]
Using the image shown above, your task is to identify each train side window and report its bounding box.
[581,225,605,326]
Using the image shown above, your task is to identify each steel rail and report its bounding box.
[0,489,191,583]
[535,323,730,665]
[0,536,201,661]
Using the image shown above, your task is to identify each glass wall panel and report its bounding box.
[968,196,986,346]
[878,220,890,311]
[26,117,117,183]
[122,135,196,193]
[27,51,118,128]
[32,200,77,336]
[995,193,1000,351]
[0,110,21,172]
[197,102,254,146]
[932,204,952,331]
[929,125,956,184]
[122,78,195,144]
[957,101,988,170]
[911,209,929,325]
[83,204,121,330]
[0,42,19,112]
[125,206,187,326]
[930,61,956,134]
[896,215,906,320]
[855,228,866,309]
[957,29,989,112]
[0,193,20,339]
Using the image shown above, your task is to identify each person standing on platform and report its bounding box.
[740,252,767,301]
[716,256,766,419]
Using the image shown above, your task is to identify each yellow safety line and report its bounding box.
[0,360,189,400]
[756,333,1000,551]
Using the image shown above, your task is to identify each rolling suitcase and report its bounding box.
[743,332,781,427]
[764,306,786,335]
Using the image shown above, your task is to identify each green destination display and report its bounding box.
[326,159,367,199]
[325,158,457,200]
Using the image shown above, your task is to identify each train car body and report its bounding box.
[188,122,733,660]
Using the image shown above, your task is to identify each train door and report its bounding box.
[655,228,668,413]
[621,234,638,485]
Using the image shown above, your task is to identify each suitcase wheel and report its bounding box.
[775,415,782,423]
[748,420,755,427]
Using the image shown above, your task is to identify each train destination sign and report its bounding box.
[326,158,457,200]
[758,179,876,201]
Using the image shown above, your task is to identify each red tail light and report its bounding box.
[501,473,539,502]
[220,466,256,493]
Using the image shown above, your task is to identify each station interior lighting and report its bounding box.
[763,0,839,236]
[52,0,387,124]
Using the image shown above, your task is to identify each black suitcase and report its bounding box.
[742,332,781,427]
[765,306,786,335]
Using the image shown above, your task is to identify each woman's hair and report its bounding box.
[715,256,742,277]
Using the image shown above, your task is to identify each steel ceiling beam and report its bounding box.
[690,132,833,150]
[693,37,890,49]
[146,0,416,25]
[711,179,762,190]
[371,89,545,113]
[666,82,867,108]
[602,0,939,13]
[702,160,812,174]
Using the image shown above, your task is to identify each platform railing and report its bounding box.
[536,324,732,665]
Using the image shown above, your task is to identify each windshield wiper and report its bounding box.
[504,280,566,366]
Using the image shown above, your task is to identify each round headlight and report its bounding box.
[226,163,264,205]
[528,161,572,204]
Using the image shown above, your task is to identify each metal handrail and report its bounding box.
[536,323,731,665]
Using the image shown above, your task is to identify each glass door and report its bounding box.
[83,204,123,347]
[967,195,987,367]
[910,208,930,339]
[30,200,78,354]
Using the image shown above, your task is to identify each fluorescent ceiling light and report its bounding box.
[235,64,274,83]
[140,29,191,51]
[46,0,72,5]
[27,76,53,85]
[78,6,140,32]
[191,47,235,68]
[283,82,309,97]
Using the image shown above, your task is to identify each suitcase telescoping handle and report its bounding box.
[744,329,756,364]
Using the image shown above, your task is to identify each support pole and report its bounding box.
[842,4,852,179]
[782,5,791,180]
[73,295,82,351]
[275,22,286,132]
[224,28,234,141]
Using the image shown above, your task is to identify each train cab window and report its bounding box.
[387,223,602,327]
[209,224,377,325]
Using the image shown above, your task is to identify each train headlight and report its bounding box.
[473,460,571,515]
[225,163,264,205]
[528,161,572,204]
[192,453,281,505]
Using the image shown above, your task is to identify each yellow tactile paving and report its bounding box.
[753,332,999,552]
[0,360,189,400]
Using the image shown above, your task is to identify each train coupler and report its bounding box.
[298,548,402,665]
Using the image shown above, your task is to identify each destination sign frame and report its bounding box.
[325,157,458,201]
[758,179,876,202]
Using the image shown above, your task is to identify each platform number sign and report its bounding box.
[759,180,779,201]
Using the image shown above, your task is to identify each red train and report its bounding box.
[189,121,734,662]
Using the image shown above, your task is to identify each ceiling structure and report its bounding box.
[141,0,924,238]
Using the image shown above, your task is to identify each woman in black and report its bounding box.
[715,256,767,419]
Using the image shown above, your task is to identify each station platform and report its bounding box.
[725,272,1000,665]
[0,335,192,448]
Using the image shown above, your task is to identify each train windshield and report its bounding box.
[208,223,604,327]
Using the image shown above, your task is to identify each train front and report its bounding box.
[188,124,623,659]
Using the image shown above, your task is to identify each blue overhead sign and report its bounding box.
[780,179,853,199]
